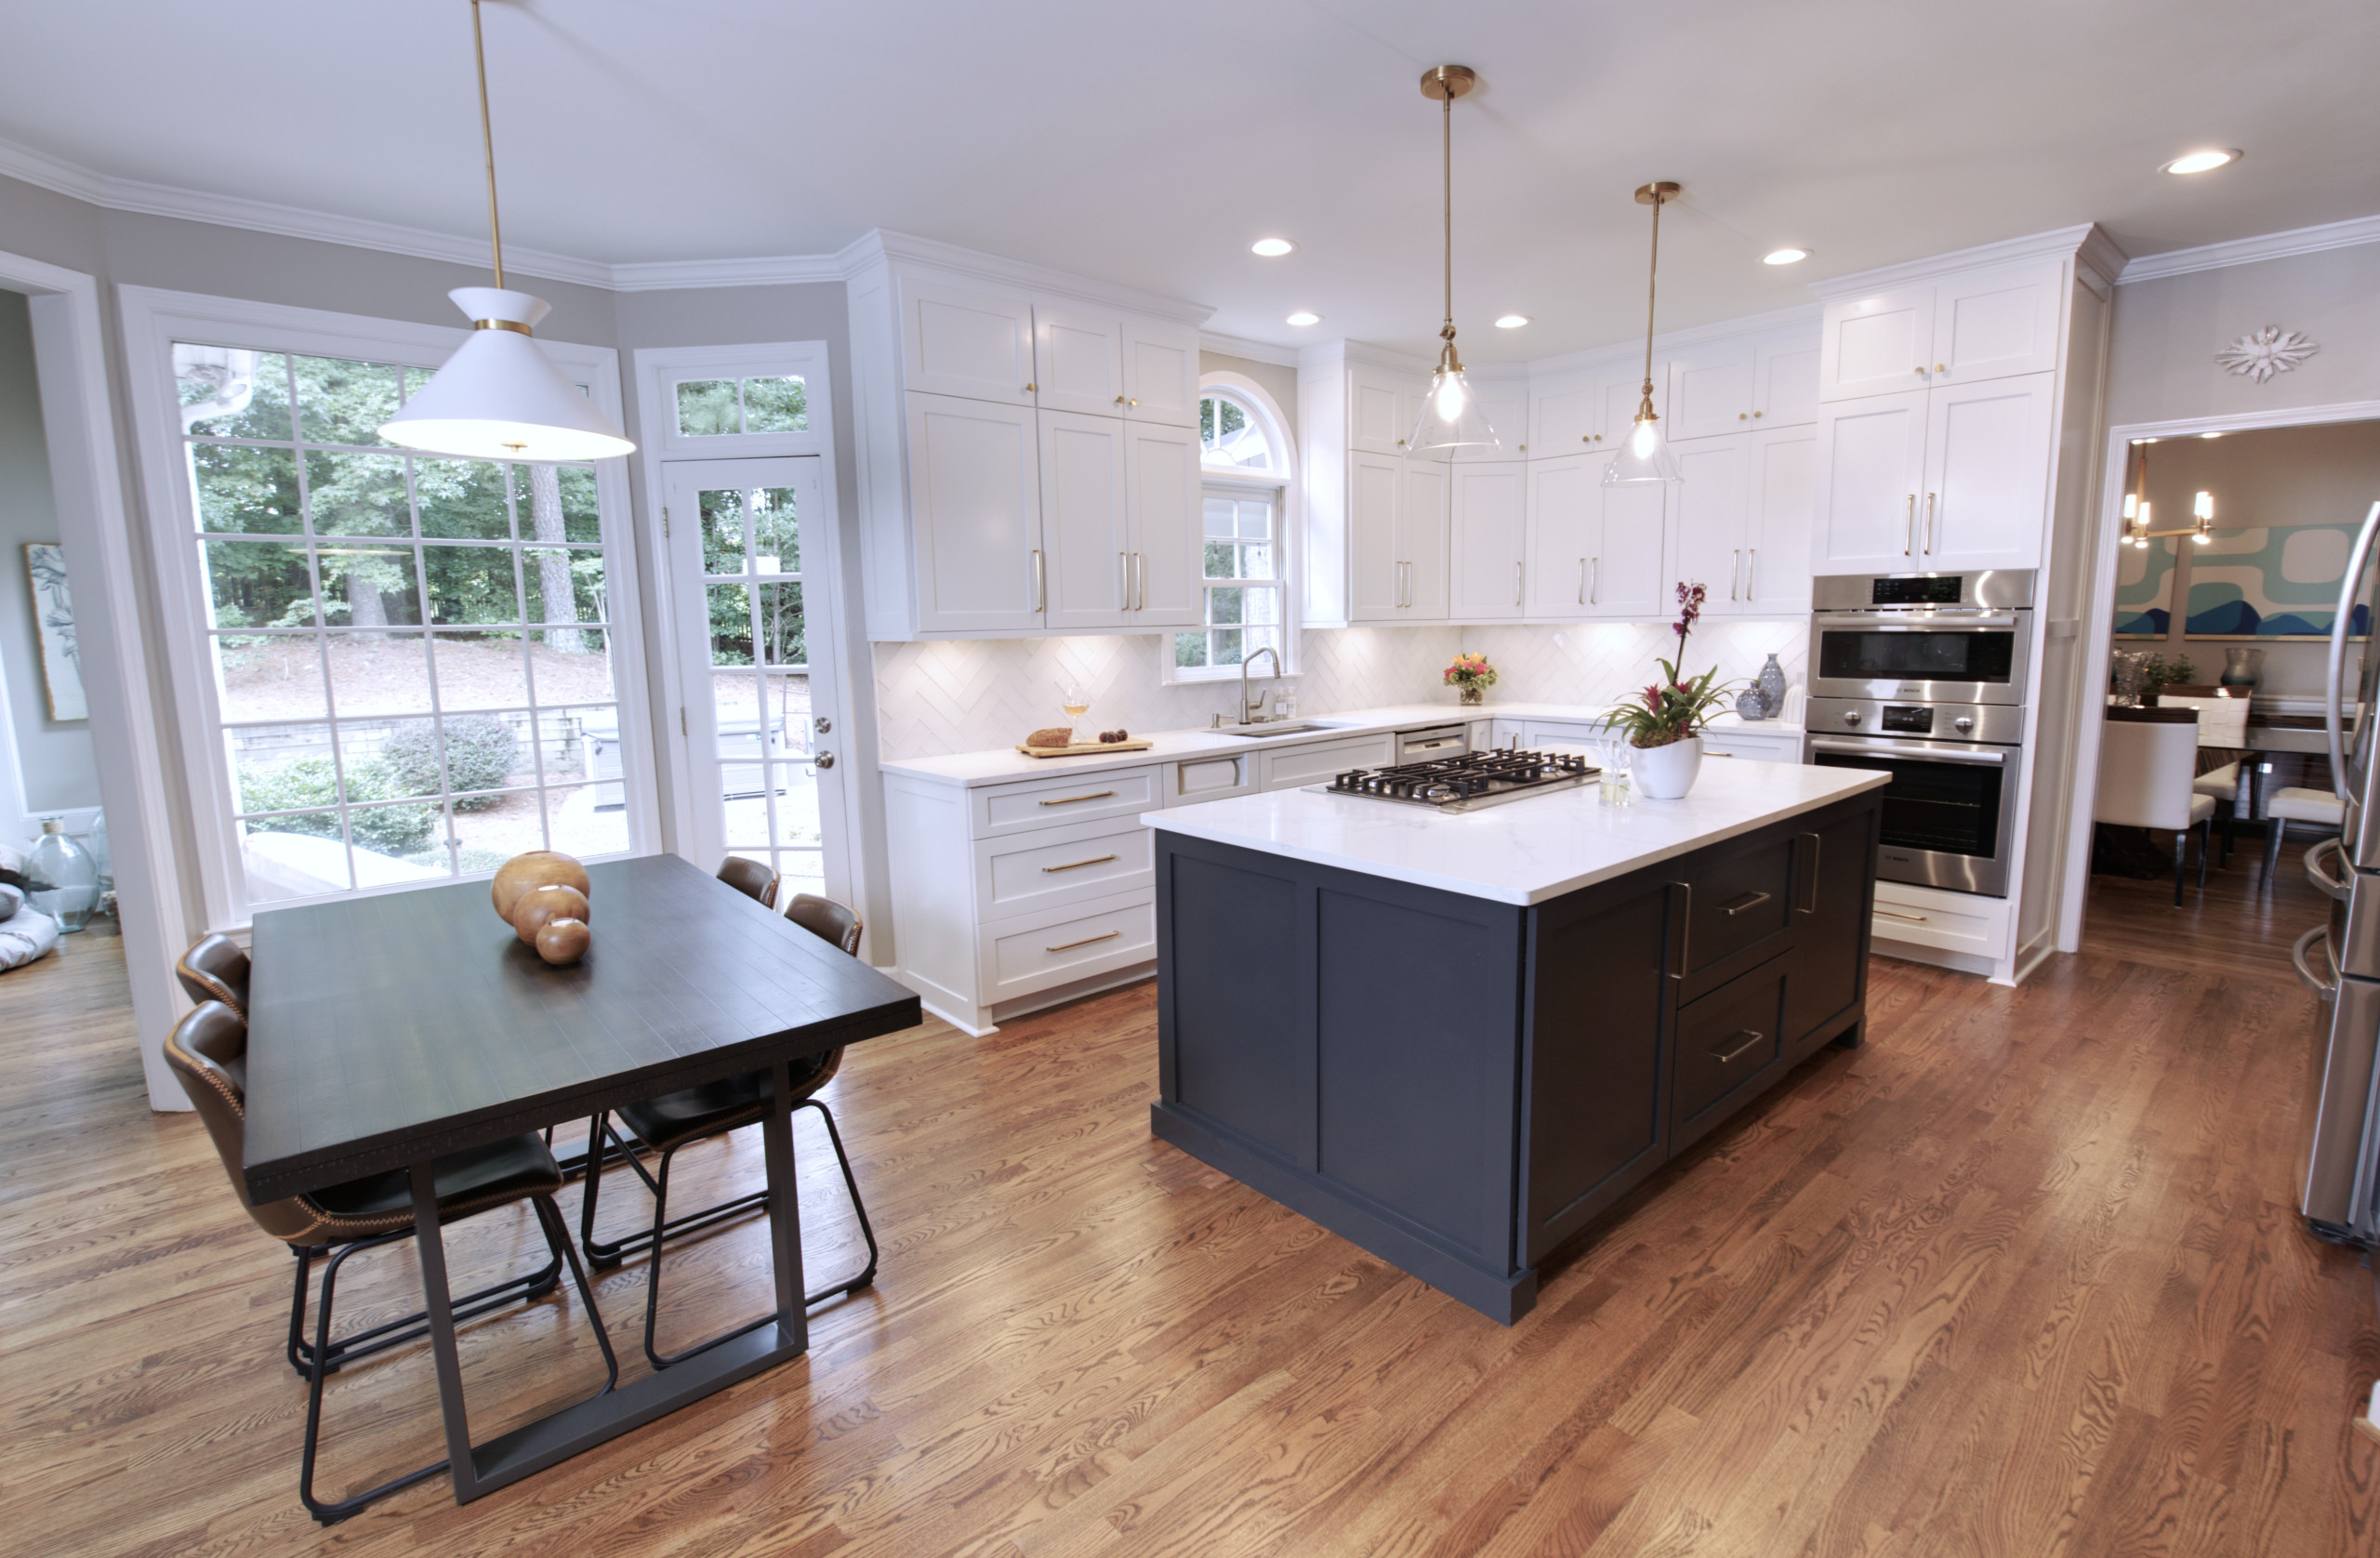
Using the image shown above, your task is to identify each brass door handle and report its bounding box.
[1136,552,1146,612]
[1514,561,1524,607]
[1924,492,1937,554]
[1046,930,1121,953]
[1904,495,1916,556]
[1720,890,1772,917]
[1731,549,1742,601]
[1042,854,1118,873]
[1577,557,1588,605]
[1712,1028,1766,1065]
[1031,548,1045,613]
[1590,557,1599,605]
[1746,548,1756,599]
[1038,789,1116,806]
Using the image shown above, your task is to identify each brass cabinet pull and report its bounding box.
[1577,557,1588,605]
[1128,397,1139,406]
[1118,550,1129,607]
[1114,395,1126,404]
[1731,549,1742,601]
[1514,561,1524,607]
[1746,548,1756,599]
[1875,907,1929,924]
[1798,832,1821,915]
[1670,881,1690,979]
[1041,854,1118,873]
[1038,789,1116,807]
[1046,930,1121,953]
[1904,494,1916,556]
[1590,557,1599,605]
[1136,552,1146,611]
[1031,548,1046,612]
[1924,492,1937,554]
[1720,890,1772,918]
[1712,1028,1767,1065]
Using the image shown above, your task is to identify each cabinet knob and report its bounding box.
[1594,433,1604,442]
[1128,397,1139,406]
[1025,382,1038,392]
[1843,709,1863,726]
[1935,363,1946,373]
[1518,443,1527,451]
[1114,395,1126,404]
[1953,717,1975,733]
[1752,411,1763,418]
[1739,413,1748,420]
[1397,438,1407,446]
[1914,367,1926,376]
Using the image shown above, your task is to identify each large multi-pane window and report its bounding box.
[1174,487,1282,672]
[174,343,628,904]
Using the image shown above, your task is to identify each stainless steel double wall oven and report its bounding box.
[1804,570,2036,897]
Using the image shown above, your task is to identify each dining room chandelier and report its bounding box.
[378,0,635,463]
[1406,65,1500,459]
[1605,181,1684,486]
[2120,441,2214,548]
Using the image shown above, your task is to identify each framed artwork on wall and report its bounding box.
[23,543,86,721]
[2185,522,2371,640]
[2111,536,2175,639]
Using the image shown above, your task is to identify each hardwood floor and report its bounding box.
[5,844,2376,1556]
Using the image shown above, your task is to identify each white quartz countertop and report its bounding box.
[1140,759,1884,905]
[878,702,1805,786]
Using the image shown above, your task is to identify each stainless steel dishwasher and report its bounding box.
[1397,725,1470,763]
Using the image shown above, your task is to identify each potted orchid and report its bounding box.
[1444,651,1498,706]
[1604,583,1739,799]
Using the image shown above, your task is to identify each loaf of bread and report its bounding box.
[1025,726,1075,748]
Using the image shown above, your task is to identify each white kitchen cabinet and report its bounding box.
[1121,319,1201,428]
[1350,365,1418,456]
[1595,474,1669,618]
[1455,377,1530,460]
[902,278,1039,404]
[1811,388,1930,573]
[1818,285,1935,403]
[1122,421,1201,626]
[1920,372,2056,571]
[1032,305,1127,417]
[1258,733,1397,789]
[1524,454,1599,618]
[1743,426,1816,612]
[1819,261,2063,403]
[1668,343,1757,442]
[1348,453,1403,621]
[1752,336,1821,427]
[906,391,1045,633]
[1529,363,1659,460]
[1400,460,1452,618]
[1674,438,1751,603]
[1450,463,1527,621]
[1038,410,1128,630]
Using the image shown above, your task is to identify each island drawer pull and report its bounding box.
[1046,930,1121,953]
[1711,1028,1766,1065]
[1038,790,1117,807]
[1041,854,1118,874]
[1875,907,1929,924]
[1720,890,1772,918]
[1798,833,1821,915]
[1669,881,1690,978]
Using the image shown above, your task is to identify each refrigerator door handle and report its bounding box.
[2294,924,2338,1001]
[2306,836,2353,902]
[2323,500,2380,802]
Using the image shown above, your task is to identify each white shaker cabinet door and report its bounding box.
[1525,453,1599,618]
[1673,437,1752,611]
[1456,379,1529,460]
[1399,458,1452,619]
[1919,371,2054,571]
[1120,319,1201,428]
[1744,425,1816,612]
[1530,372,1597,459]
[1350,366,1410,456]
[1449,462,1527,621]
[1591,468,1670,619]
[1122,420,1202,627]
[1038,410,1130,632]
[906,391,1045,633]
[903,279,1038,404]
[1811,388,1929,574]
[1348,454,1404,622]
[1929,262,2063,386]
[1819,285,1935,403]
[1032,305,1126,418]
[1668,342,1758,442]
[1752,336,1821,427]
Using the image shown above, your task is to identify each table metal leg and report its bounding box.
[409,1161,482,1501]
[762,1058,812,1350]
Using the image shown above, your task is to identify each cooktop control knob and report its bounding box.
[1842,709,1863,726]
[1953,716,1975,733]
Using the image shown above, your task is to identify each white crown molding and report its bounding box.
[1806,223,2105,299]
[844,229,1214,326]
[2116,213,2380,284]
[608,254,844,291]
[1199,330,1301,367]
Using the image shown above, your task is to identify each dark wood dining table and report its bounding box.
[242,852,920,1506]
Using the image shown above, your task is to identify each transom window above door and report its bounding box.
[674,375,808,437]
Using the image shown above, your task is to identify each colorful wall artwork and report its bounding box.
[2185,522,2371,640]
[2111,536,2175,639]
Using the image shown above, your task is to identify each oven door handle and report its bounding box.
[1809,737,2007,765]
[2294,924,2338,1002]
[1815,613,2023,630]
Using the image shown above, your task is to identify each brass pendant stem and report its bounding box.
[1640,191,1661,407]
[1442,82,1453,335]
[470,0,506,291]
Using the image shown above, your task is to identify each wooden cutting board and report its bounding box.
[1012,738,1155,759]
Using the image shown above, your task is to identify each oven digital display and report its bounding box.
[1880,706,1935,733]
[1871,576,1964,605]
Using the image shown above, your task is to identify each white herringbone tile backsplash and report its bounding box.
[872,621,1807,759]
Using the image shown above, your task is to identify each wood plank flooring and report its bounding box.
[4,841,2376,1556]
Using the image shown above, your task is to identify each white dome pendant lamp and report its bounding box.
[1605,181,1684,486]
[379,0,634,462]
[1406,66,1500,461]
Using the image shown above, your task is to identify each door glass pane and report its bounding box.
[192,443,302,535]
[751,486,800,572]
[177,346,291,440]
[430,631,530,711]
[754,582,805,667]
[416,458,514,539]
[325,629,433,718]
[293,356,403,447]
[426,546,523,625]
[317,546,422,628]
[708,582,754,664]
[202,539,315,630]
[700,487,749,574]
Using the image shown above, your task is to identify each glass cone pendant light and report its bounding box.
[1407,66,1500,460]
[1605,181,1684,487]
[379,0,633,463]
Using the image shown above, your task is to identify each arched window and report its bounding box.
[1199,390,1275,471]
[1171,376,1296,683]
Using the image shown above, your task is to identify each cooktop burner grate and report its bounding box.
[1311,748,1600,812]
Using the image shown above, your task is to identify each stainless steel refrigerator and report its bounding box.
[2292,499,2380,1244]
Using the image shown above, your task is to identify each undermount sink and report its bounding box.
[1210,721,1342,738]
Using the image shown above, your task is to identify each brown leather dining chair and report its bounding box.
[166,1000,618,1525]
[576,890,879,1370]
[715,854,780,908]
[176,931,251,1016]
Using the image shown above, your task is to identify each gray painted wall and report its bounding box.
[0,287,100,818]
[2109,244,2380,427]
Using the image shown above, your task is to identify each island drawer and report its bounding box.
[974,815,1154,918]
[1672,956,1788,1136]
[1678,833,1797,984]
[972,764,1163,838]
[978,889,1157,1002]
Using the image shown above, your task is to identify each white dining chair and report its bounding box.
[2096,716,2217,905]
[2263,786,2346,896]
[2192,762,2243,865]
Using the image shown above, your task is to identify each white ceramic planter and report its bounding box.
[1631,735,1703,799]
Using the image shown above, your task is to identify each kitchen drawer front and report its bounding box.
[972,764,1162,838]
[1521,719,1605,749]
[1871,879,2009,957]
[1168,753,1253,805]
[1258,733,1397,790]
[1673,956,1788,1133]
[979,890,1157,1002]
[1680,832,1796,983]
[1701,731,1798,764]
[975,815,1154,919]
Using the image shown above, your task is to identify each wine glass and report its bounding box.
[1059,681,1091,721]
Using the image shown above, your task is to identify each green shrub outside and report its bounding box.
[380,716,519,811]
[238,755,436,854]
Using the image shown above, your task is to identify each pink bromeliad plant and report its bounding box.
[1604,583,1738,749]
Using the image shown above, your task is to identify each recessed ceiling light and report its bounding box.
[1494,314,1530,328]
[1286,310,1321,327]
[1250,237,1297,257]
[2162,149,2241,175]
[2201,431,2223,439]
[1761,248,1811,266]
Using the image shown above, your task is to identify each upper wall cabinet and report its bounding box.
[1818,260,2063,403]
[1033,305,1127,416]
[1448,462,1527,621]
[1668,327,1821,442]
[1455,378,1531,462]
[1530,365,1659,459]
[904,281,1039,403]
[1120,322,1200,428]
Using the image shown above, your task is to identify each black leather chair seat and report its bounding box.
[310,1134,563,1225]
[615,1052,834,1154]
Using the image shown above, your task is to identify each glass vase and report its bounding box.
[28,821,100,933]
[2220,647,2264,693]
[1458,683,1485,706]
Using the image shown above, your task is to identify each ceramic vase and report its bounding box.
[2220,647,2264,693]
[1756,654,1788,720]
[1631,736,1703,800]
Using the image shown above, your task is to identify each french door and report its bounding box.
[663,457,848,904]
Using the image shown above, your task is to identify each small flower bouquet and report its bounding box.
[1444,651,1498,706]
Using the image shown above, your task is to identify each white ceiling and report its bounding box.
[5,0,2375,358]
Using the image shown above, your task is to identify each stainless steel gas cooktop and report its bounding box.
[1309,748,1599,812]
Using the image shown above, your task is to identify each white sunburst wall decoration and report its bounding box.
[2215,325,2320,384]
